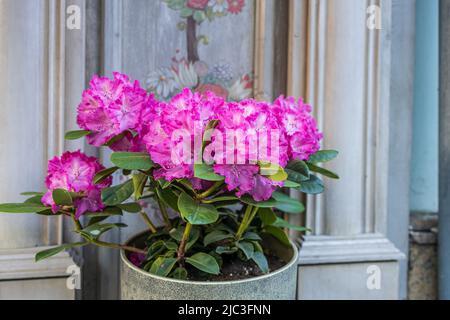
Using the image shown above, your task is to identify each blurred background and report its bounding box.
[0,0,443,299]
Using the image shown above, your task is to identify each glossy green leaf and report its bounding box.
[156,187,179,212]
[307,163,340,179]
[132,173,147,200]
[242,232,262,241]
[252,251,269,274]
[216,246,238,254]
[203,230,233,246]
[240,196,277,208]
[273,217,311,232]
[52,189,72,206]
[110,152,154,170]
[20,192,44,196]
[101,179,134,206]
[149,257,177,277]
[116,202,141,213]
[264,225,290,246]
[93,167,119,184]
[259,162,288,181]
[272,191,305,214]
[308,150,339,164]
[258,207,277,225]
[299,174,324,194]
[0,203,49,213]
[283,180,301,188]
[178,192,219,225]
[35,242,87,262]
[194,163,224,181]
[79,222,127,240]
[186,252,220,275]
[64,130,90,140]
[171,267,188,280]
[237,241,254,260]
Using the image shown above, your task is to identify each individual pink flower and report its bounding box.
[142,88,224,181]
[272,96,322,161]
[41,150,112,218]
[77,72,149,147]
[227,0,245,14]
[187,0,209,10]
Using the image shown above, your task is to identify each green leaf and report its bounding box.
[20,192,44,196]
[110,152,154,170]
[252,251,269,273]
[273,217,311,232]
[240,196,277,208]
[259,162,288,182]
[242,232,262,241]
[116,202,141,213]
[156,187,179,212]
[216,246,238,254]
[101,179,134,206]
[264,225,290,246]
[132,173,147,200]
[237,241,254,260]
[307,163,340,179]
[79,222,127,240]
[203,230,233,246]
[272,191,305,214]
[52,189,72,206]
[284,180,301,188]
[64,130,90,140]
[186,252,220,275]
[0,203,49,213]
[93,167,119,184]
[158,179,171,189]
[202,195,238,203]
[299,174,324,194]
[194,163,224,181]
[178,192,219,225]
[24,195,44,204]
[285,160,310,183]
[171,267,188,280]
[149,257,178,277]
[308,150,339,164]
[258,207,277,225]
[35,242,87,262]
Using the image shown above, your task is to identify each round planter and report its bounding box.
[120,231,299,300]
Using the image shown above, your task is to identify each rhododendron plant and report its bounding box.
[0,72,338,280]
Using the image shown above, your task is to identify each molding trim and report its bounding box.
[0,247,75,280]
[298,234,405,265]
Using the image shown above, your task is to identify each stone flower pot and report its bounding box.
[120,231,299,300]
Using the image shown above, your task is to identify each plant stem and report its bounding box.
[177,222,192,260]
[139,211,157,233]
[70,212,83,232]
[197,181,223,199]
[156,196,172,229]
[92,239,146,255]
[235,205,259,240]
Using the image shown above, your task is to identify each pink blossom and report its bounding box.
[142,88,224,181]
[77,72,149,147]
[41,150,112,218]
[272,96,322,161]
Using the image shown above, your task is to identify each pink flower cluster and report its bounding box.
[77,72,149,147]
[41,151,112,218]
[76,72,322,202]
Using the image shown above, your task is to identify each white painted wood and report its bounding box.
[298,261,399,300]
[0,0,88,299]
[286,0,414,299]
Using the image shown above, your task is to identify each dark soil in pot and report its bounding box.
[186,253,286,281]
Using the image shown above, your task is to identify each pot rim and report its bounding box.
[121,230,299,285]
